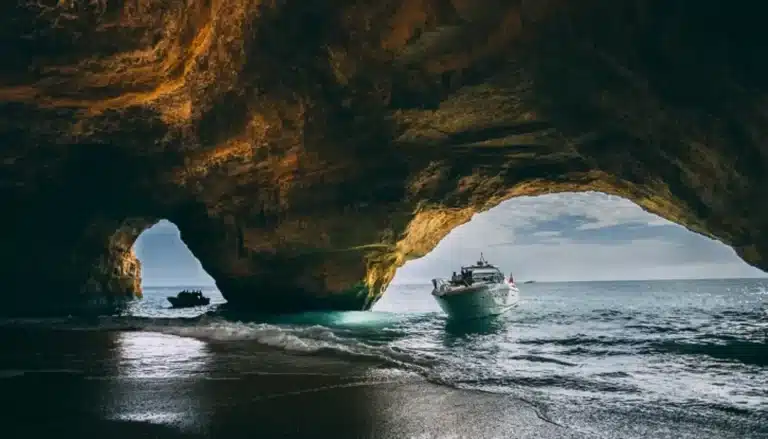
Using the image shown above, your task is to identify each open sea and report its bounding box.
[0,279,766,438]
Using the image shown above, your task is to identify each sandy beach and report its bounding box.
[0,328,579,439]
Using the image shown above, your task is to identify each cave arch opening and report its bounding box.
[132,219,224,312]
[374,191,768,312]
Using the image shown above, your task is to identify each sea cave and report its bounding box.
[0,0,766,316]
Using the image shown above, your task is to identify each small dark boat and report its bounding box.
[167,290,210,308]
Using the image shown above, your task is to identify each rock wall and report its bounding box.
[0,0,766,315]
[81,219,146,302]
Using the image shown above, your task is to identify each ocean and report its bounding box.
[0,279,766,438]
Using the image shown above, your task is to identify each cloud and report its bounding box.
[460,192,698,247]
[556,222,684,246]
[489,192,671,231]
[453,192,684,246]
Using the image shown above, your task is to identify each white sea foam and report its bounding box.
[131,318,437,374]
[156,321,338,352]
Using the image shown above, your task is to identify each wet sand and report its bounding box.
[4,375,578,439]
[0,328,580,439]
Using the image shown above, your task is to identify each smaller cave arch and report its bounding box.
[0,215,222,317]
[71,217,221,315]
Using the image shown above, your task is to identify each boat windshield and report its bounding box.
[451,256,506,285]
[460,267,503,283]
[471,268,499,275]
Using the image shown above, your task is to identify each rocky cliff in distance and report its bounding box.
[0,0,766,315]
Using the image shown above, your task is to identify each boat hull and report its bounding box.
[431,281,519,320]
[167,297,210,308]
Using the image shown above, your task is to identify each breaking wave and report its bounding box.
[0,314,438,373]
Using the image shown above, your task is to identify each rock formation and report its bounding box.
[0,0,766,315]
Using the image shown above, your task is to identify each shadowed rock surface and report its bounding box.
[0,0,766,315]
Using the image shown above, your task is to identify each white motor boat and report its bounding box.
[431,254,520,320]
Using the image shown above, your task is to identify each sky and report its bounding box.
[391,192,767,284]
[133,220,216,287]
[133,192,767,287]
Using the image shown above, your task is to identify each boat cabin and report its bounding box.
[167,289,210,308]
[177,289,205,299]
[450,255,506,285]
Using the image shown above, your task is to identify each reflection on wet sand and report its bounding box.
[103,332,211,430]
[0,328,576,439]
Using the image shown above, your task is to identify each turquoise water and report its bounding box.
[1,278,766,438]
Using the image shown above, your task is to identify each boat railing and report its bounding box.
[432,278,451,291]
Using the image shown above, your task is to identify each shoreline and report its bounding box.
[0,326,575,438]
[3,366,577,439]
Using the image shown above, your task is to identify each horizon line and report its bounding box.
[389,275,768,286]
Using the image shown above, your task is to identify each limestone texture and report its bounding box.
[0,0,766,315]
